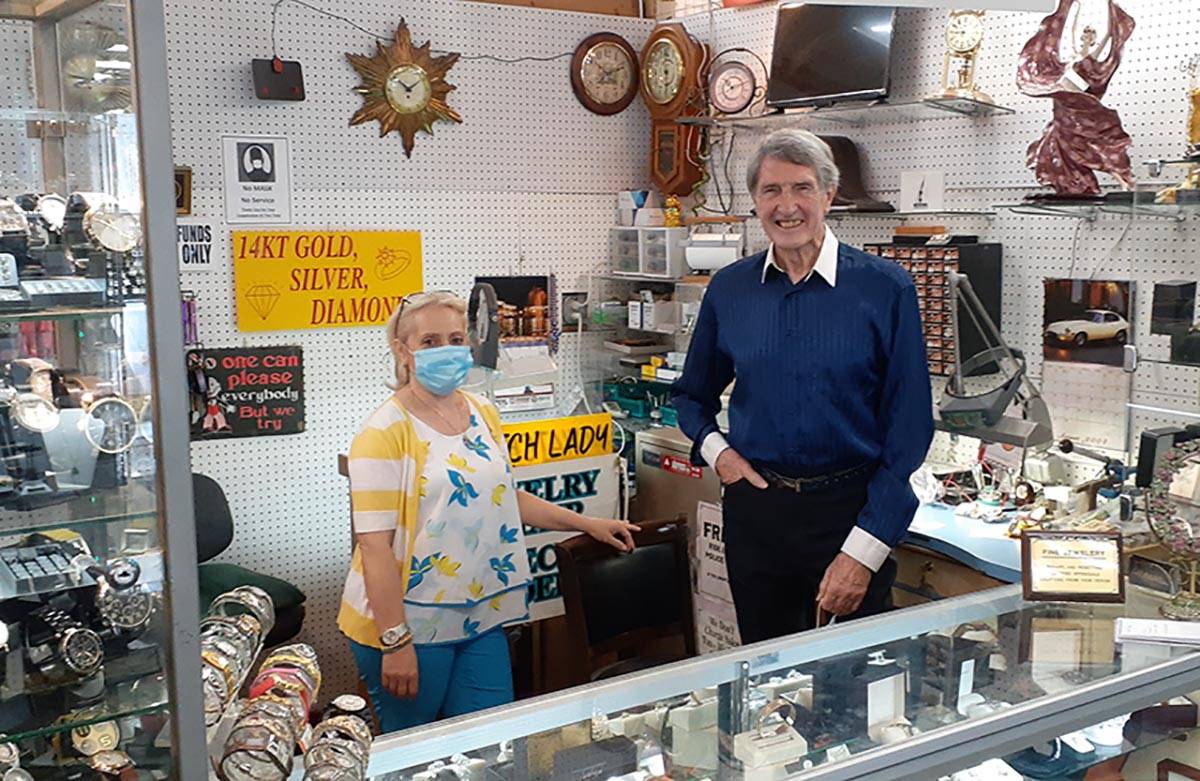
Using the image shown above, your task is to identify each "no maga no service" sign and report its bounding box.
[232,229,423,331]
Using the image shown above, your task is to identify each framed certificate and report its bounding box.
[1021,531,1124,603]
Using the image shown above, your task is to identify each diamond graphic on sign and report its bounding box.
[245,284,281,320]
[375,247,412,281]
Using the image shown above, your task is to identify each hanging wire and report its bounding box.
[270,0,573,63]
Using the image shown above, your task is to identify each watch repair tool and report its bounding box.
[938,272,1053,450]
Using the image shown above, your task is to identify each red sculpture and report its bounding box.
[1017,0,1136,197]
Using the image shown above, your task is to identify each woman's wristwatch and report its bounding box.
[380,622,412,652]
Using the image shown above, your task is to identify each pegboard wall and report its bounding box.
[165,0,654,699]
[682,0,1200,466]
[0,19,41,194]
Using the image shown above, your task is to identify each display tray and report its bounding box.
[0,480,157,537]
[0,305,124,323]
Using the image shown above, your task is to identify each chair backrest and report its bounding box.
[193,473,234,563]
[555,517,695,684]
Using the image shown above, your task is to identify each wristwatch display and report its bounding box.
[90,749,136,780]
[36,607,104,676]
[11,391,59,433]
[82,203,141,253]
[70,719,120,755]
[211,585,276,636]
[97,576,156,632]
[84,395,138,454]
[34,194,67,233]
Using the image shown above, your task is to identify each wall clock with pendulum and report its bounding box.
[639,23,709,196]
[347,18,462,158]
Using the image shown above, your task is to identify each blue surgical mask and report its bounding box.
[412,345,473,395]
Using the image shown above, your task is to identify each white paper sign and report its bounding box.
[696,501,734,603]
[514,453,619,621]
[695,594,740,654]
[221,136,292,224]
[176,218,216,272]
[900,170,945,212]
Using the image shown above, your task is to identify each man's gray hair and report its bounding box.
[746,129,840,196]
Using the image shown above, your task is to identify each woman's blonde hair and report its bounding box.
[385,291,468,388]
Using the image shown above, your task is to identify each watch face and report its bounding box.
[84,205,141,253]
[90,749,133,773]
[100,585,155,630]
[85,396,138,454]
[107,557,142,589]
[72,720,120,756]
[13,392,60,433]
[947,13,984,54]
[384,64,432,115]
[2,768,33,781]
[37,194,67,232]
[709,61,756,115]
[580,42,635,107]
[644,38,684,104]
[61,627,104,675]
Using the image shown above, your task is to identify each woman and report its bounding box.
[337,291,639,731]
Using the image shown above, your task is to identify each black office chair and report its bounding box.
[555,517,696,687]
[193,473,305,647]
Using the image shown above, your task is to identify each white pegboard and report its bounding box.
[0,19,41,194]
[166,0,656,700]
[682,1,1200,463]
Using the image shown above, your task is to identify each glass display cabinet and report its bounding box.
[357,584,1200,781]
[0,1,202,778]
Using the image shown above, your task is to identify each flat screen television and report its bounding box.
[766,3,897,110]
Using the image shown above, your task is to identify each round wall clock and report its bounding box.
[709,60,756,115]
[348,20,462,159]
[571,33,639,116]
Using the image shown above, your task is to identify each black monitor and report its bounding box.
[766,3,897,110]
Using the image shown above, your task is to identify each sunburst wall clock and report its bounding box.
[347,19,462,158]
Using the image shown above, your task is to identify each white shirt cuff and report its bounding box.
[700,431,731,469]
[841,527,891,573]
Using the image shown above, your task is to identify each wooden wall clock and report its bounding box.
[347,19,462,158]
[639,24,708,196]
[570,32,639,116]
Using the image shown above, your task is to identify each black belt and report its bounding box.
[759,463,875,495]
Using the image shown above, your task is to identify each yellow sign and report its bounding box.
[502,413,613,468]
[232,230,423,331]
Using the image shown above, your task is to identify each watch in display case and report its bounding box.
[90,749,136,780]
[70,719,121,756]
[33,606,105,676]
[83,203,142,254]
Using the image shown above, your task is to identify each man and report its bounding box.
[672,129,933,644]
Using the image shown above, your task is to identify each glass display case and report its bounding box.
[357,584,1200,781]
[0,1,202,778]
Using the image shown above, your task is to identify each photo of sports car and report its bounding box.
[1044,309,1129,347]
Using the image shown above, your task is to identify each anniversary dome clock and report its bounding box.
[933,9,993,105]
